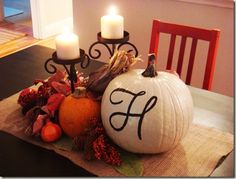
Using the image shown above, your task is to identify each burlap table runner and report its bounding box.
[0,92,233,177]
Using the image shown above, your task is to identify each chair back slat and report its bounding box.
[177,36,187,76]
[166,34,176,69]
[149,19,220,90]
[203,30,220,90]
[149,20,160,60]
[186,38,198,85]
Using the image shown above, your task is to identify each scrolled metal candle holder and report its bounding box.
[88,31,138,60]
[44,49,90,93]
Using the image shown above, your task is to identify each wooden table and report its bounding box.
[0,45,234,177]
[190,86,234,176]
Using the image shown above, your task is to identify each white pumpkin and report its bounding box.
[101,69,193,154]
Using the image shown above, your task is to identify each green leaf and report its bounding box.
[52,136,73,151]
[114,150,143,176]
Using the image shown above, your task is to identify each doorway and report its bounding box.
[2,0,32,33]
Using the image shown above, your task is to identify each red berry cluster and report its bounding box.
[38,82,55,98]
[36,82,57,106]
[17,88,38,107]
[73,118,122,166]
[18,78,66,115]
[93,134,122,166]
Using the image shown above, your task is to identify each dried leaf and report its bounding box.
[41,93,65,117]
[114,150,143,176]
[51,81,71,96]
[25,106,42,122]
[32,114,48,135]
[47,70,66,85]
[53,136,73,151]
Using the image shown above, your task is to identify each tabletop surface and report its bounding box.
[0,45,234,177]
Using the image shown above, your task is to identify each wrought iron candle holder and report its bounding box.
[88,31,138,60]
[44,49,90,93]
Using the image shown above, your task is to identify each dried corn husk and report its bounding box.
[86,50,140,96]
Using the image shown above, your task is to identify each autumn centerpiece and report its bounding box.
[17,51,193,176]
[17,50,139,165]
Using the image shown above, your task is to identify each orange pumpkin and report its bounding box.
[59,88,101,138]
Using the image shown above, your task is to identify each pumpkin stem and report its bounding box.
[72,87,87,98]
[142,53,158,77]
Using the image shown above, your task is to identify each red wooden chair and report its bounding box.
[149,19,220,90]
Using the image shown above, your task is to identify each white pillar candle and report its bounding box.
[101,6,124,39]
[55,31,80,60]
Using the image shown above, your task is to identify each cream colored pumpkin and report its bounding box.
[101,69,193,154]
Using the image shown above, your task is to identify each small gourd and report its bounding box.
[59,87,101,138]
[41,121,62,142]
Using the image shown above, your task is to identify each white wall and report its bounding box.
[73,0,234,96]
[31,0,73,39]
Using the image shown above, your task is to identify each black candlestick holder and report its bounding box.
[44,49,90,93]
[88,31,138,60]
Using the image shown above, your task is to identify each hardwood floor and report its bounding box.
[0,21,37,57]
[0,20,32,35]
[0,20,56,58]
[0,0,35,57]
[0,34,55,58]
[0,0,56,58]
